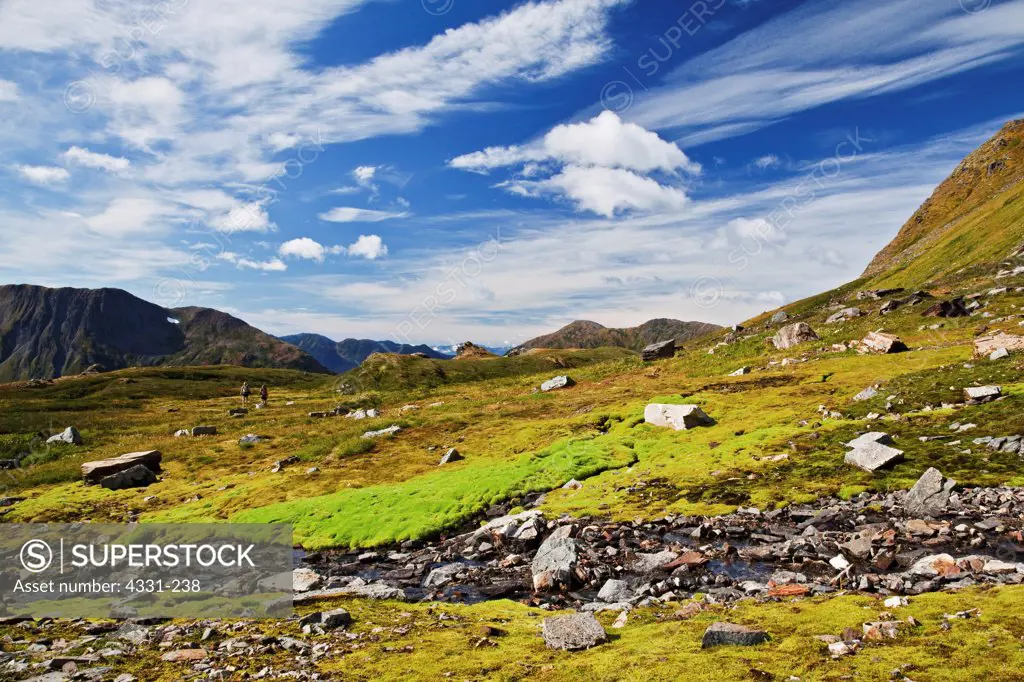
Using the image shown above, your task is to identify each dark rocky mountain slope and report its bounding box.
[0,284,328,381]
[511,318,721,354]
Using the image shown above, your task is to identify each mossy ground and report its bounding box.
[1,275,1023,679]
[3,588,1022,681]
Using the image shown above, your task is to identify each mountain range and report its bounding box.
[510,318,722,354]
[0,284,329,381]
[280,333,451,374]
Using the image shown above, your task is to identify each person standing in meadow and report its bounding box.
[241,381,251,405]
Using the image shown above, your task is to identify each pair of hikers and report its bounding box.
[241,382,268,405]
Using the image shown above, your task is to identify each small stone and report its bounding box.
[47,426,83,446]
[644,404,715,430]
[160,648,208,662]
[701,622,769,649]
[438,448,463,465]
[540,375,575,392]
[990,347,1009,361]
[905,468,956,517]
[541,613,607,650]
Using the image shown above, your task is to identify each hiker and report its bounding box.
[260,384,268,404]
[241,381,251,404]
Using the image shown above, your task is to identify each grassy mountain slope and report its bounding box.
[864,118,1024,287]
[513,318,721,353]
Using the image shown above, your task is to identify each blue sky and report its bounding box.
[1,0,1023,348]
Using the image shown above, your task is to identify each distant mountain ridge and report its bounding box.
[511,318,722,353]
[0,284,329,381]
[281,333,451,373]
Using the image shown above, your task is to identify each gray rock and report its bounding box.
[98,464,156,490]
[423,563,465,588]
[728,367,751,376]
[292,568,323,592]
[228,408,248,416]
[532,526,578,591]
[597,579,633,603]
[438,448,463,465]
[990,347,1010,361]
[826,307,862,323]
[860,331,908,354]
[540,375,575,392]
[905,468,956,517]
[238,434,264,444]
[644,404,715,430]
[772,322,818,350]
[845,432,894,449]
[853,386,878,401]
[173,429,190,437]
[770,311,789,325]
[630,550,678,574]
[81,450,161,484]
[320,608,352,630]
[47,426,83,446]
[541,612,607,650]
[641,339,675,362]
[845,441,904,471]
[362,424,401,439]
[191,426,217,437]
[701,622,770,648]
[964,386,1001,403]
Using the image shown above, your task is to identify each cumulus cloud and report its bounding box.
[452,110,700,174]
[279,237,328,263]
[319,207,408,223]
[15,165,70,184]
[451,111,698,217]
[751,154,780,170]
[64,146,130,173]
[346,234,388,259]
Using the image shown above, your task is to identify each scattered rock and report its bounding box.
[826,307,862,323]
[974,332,1024,356]
[541,375,575,392]
[191,426,217,437]
[47,426,83,446]
[772,322,819,350]
[964,386,1001,404]
[597,579,633,603]
[238,434,264,444]
[644,404,715,430]
[81,451,162,484]
[228,408,248,416]
[860,331,908,354]
[561,478,583,490]
[845,435,904,472]
[641,339,675,362]
[923,298,969,318]
[439,448,463,465]
[701,622,769,649]
[292,568,323,592]
[541,613,607,651]
[99,464,157,490]
[853,386,878,401]
[905,468,956,517]
[770,311,789,325]
[532,526,578,591]
[362,425,402,439]
[990,347,1010,361]
[160,648,208,662]
[729,367,750,376]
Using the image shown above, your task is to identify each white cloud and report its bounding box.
[626,0,1024,144]
[85,197,176,236]
[15,165,70,184]
[353,165,377,183]
[452,110,699,174]
[217,251,288,272]
[752,155,780,170]
[706,217,787,251]
[0,79,18,102]
[453,111,697,216]
[216,201,276,233]
[279,237,327,263]
[319,207,408,223]
[346,234,387,259]
[64,146,131,173]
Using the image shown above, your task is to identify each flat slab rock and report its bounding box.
[644,404,715,430]
[542,612,608,650]
[81,450,162,484]
[99,464,157,490]
[641,339,675,361]
[701,622,770,648]
[845,441,904,472]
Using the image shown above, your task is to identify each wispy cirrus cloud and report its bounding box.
[625,0,1024,144]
